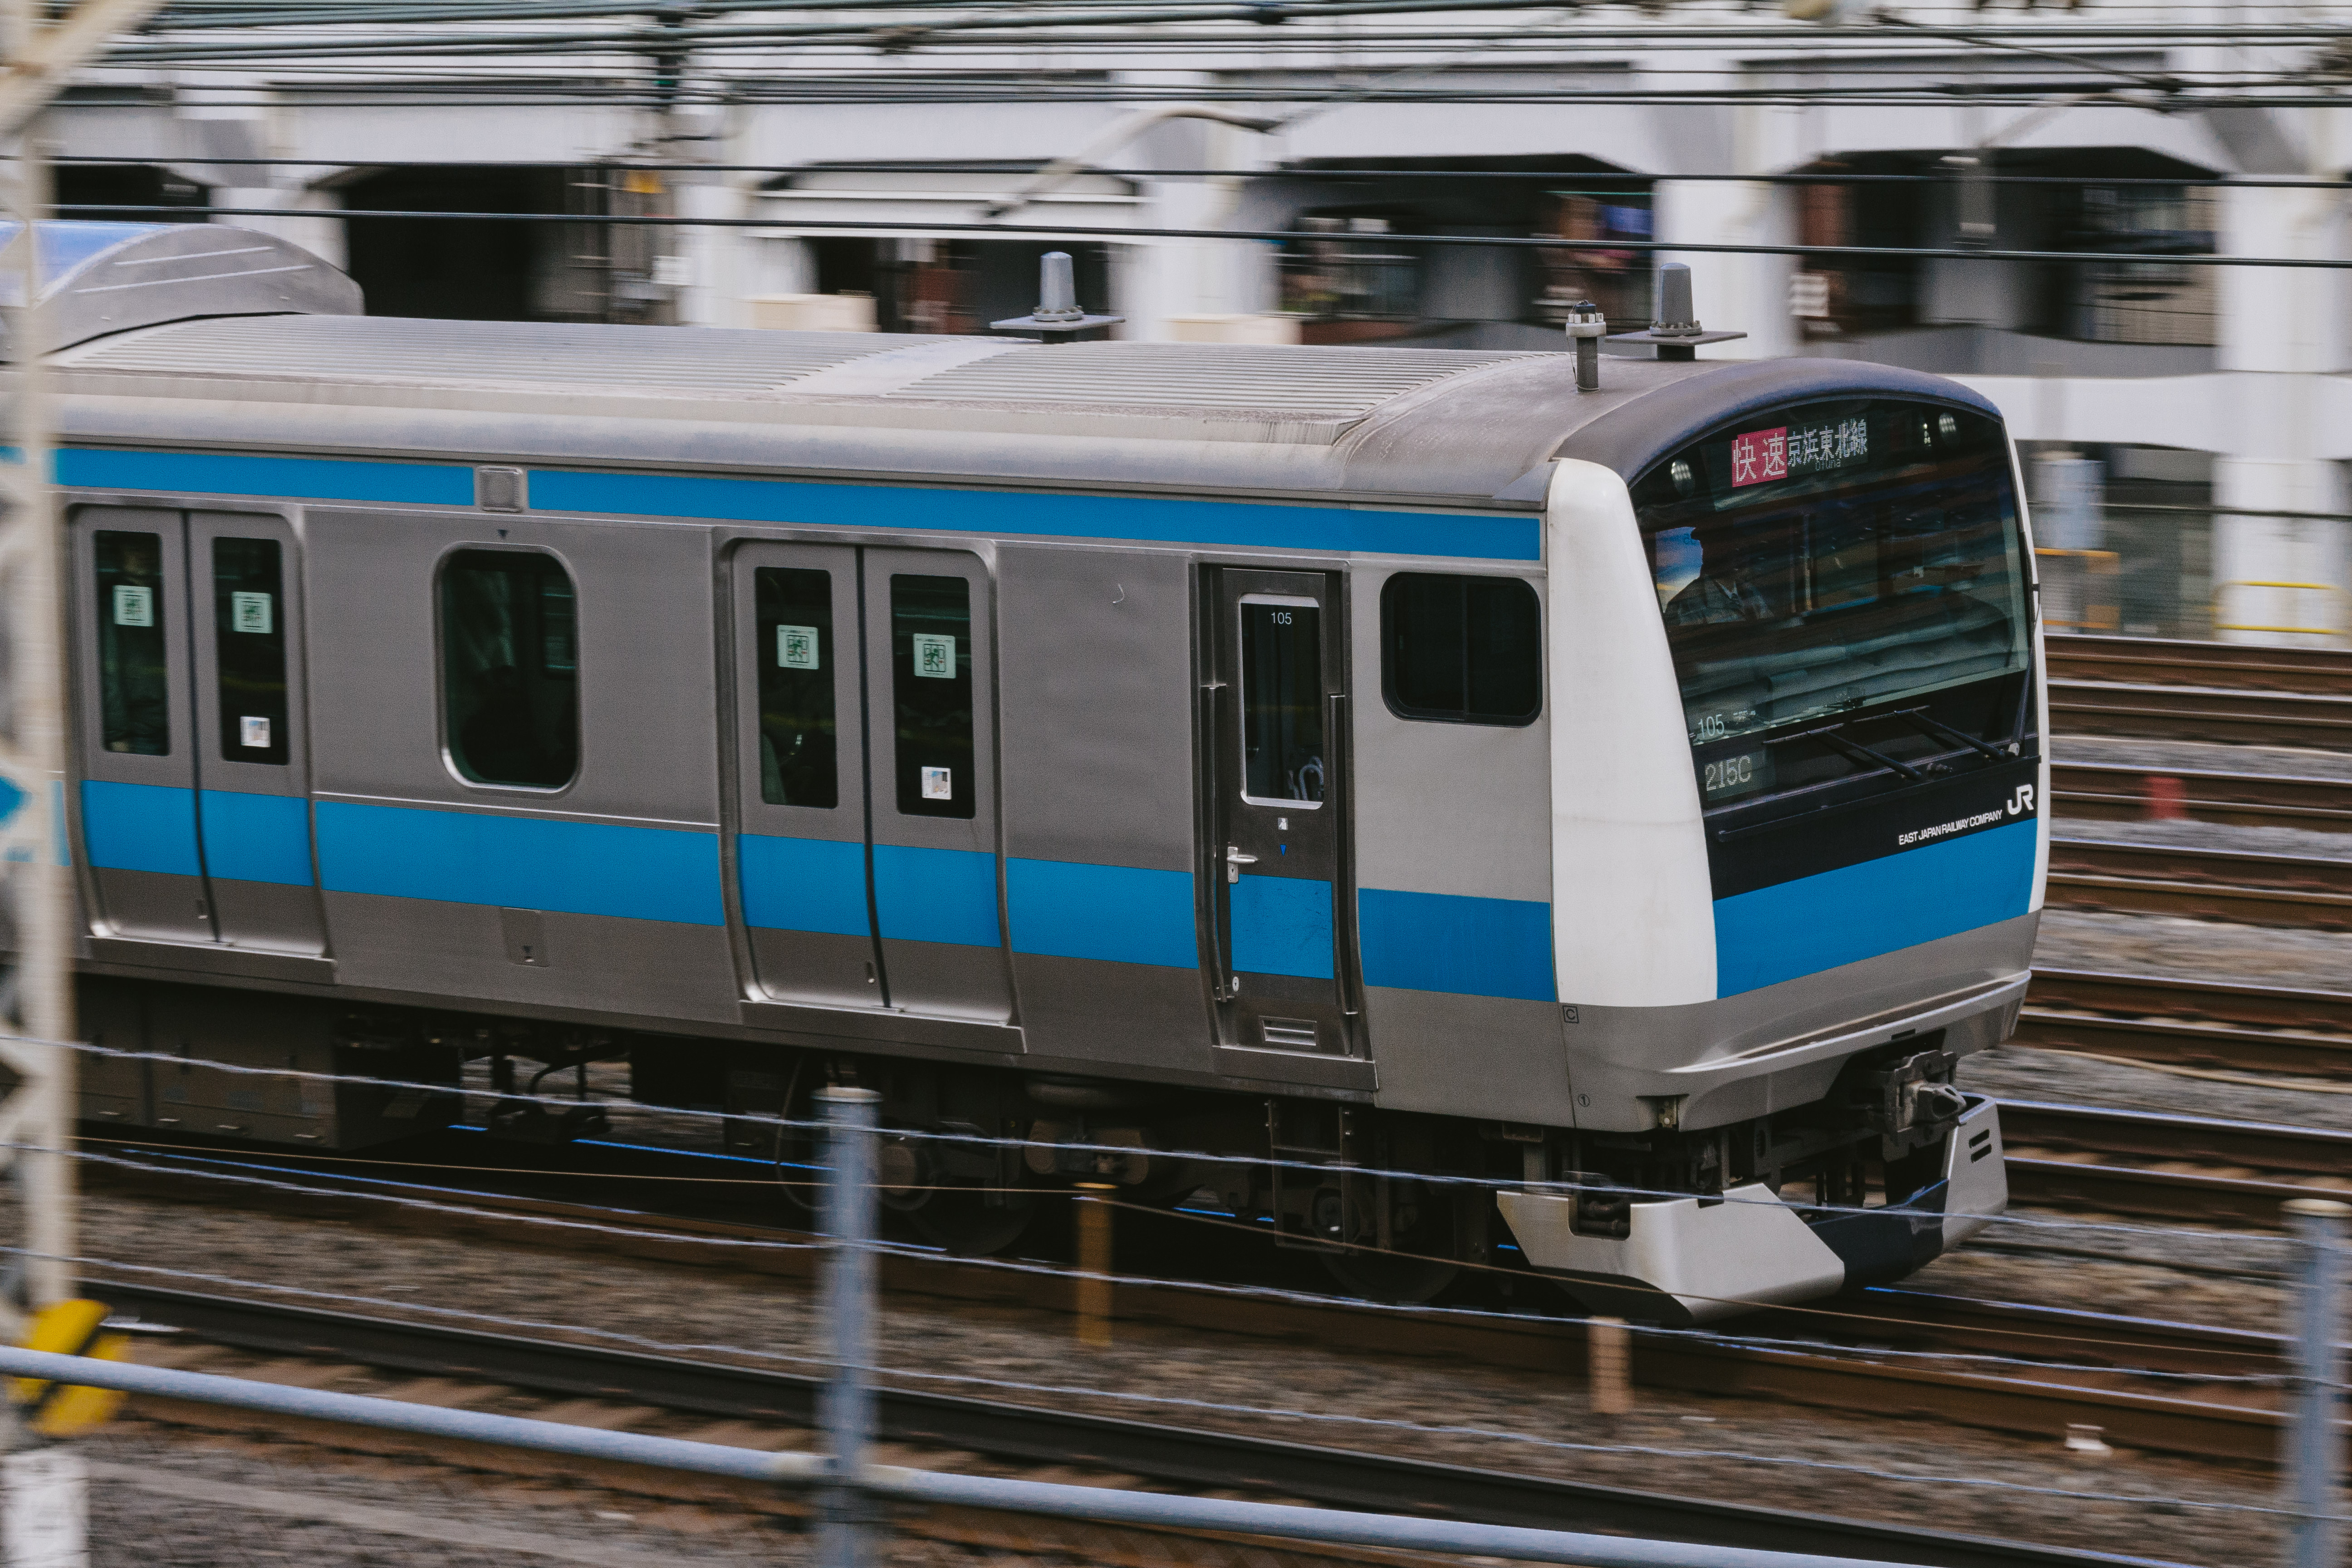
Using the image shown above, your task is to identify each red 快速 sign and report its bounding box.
[1730,426,1788,487]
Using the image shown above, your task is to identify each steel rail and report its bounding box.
[2052,762,2352,834]
[79,1279,2246,1556]
[74,1129,2322,1469]
[2049,680,2352,750]
[2044,837,2352,929]
[2024,969,2352,1036]
[2045,636,2352,700]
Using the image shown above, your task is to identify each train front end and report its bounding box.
[1506,364,2042,1323]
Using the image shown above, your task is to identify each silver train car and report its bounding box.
[44,225,2041,1321]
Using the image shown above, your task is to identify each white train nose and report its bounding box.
[1496,1098,2008,1325]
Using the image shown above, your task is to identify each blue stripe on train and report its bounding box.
[315,800,724,926]
[1230,874,1335,980]
[80,780,200,877]
[1712,818,2038,998]
[1007,858,1195,969]
[738,833,870,937]
[527,470,1540,562]
[199,789,314,886]
[1357,887,1553,1002]
[56,449,473,507]
[40,446,1536,563]
[873,843,1001,949]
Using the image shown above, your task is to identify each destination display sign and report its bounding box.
[1727,415,1870,488]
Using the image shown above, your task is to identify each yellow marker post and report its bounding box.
[12,1300,128,1437]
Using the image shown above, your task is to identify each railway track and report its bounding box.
[2017,968,2352,1078]
[2043,835,2352,929]
[1998,1098,2352,1228]
[95,1281,2183,1568]
[2052,760,2352,833]
[2044,635,2352,698]
[2044,635,2352,749]
[73,1124,2328,1472]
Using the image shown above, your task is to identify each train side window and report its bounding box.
[755,566,838,808]
[94,529,169,756]
[890,573,974,819]
[214,537,289,764]
[1380,573,1541,725]
[440,549,579,789]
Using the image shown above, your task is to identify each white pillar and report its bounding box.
[2212,182,2352,647]
[1650,174,1796,361]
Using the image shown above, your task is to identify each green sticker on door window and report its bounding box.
[777,624,819,671]
[112,585,153,628]
[230,590,273,635]
[911,632,956,679]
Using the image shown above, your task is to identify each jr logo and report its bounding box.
[2006,784,2037,817]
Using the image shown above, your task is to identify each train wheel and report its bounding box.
[905,1186,1038,1256]
[1319,1249,1458,1305]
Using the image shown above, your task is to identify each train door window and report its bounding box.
[889,573,974,819]
[94,529,169,756]
[1240,596,1325,804]
[1380,573,1541,725]
[756,565,838,808]
[213,537,289,764]
[440,549,579,789]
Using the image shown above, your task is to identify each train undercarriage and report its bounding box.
[74,975,2003,1319]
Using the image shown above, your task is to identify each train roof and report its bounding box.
[50,278,1998,515]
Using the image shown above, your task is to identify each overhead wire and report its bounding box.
[44,199,2352,274]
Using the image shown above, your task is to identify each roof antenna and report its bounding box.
[1607,262,1745,363]
[1563,299,1606,392]
[992,251,1123,341]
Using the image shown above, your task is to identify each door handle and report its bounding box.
[1225,845,1258,884]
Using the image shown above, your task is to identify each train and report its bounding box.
[41,221,2040,1322]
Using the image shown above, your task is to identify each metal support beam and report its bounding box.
[0,0,168,1332]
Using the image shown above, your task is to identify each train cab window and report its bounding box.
[755,566,837,808]
[214,537,289,764]
[1630,398,2031,807]
[440,549,579,789]
[95,529,169,756]
[1380,573,1541,725]
[1240,597,1326,804]
[890,574,974,819]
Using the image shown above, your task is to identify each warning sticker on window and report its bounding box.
[912,632,956,679]
[921,765,952,801]
[240,715,271,750]
[230,591,274,635]
[112,585,153,628]
[777,624,820,671]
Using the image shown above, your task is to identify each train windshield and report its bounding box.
[1631,397,2030,807]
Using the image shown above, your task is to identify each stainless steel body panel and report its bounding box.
[1568,913,2040,1132]
[319,891,740,1025]
[186,510,327,956]
[728,539,878,1009]
[69,505,209,943]
[299,506,732,1019]
[859,547,1012,1023]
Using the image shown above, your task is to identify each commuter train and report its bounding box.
[43,223,2039,1321]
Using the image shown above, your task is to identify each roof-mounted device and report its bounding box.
[1608,261,1745,363]
[3,221,361,358]
[990,250,1123,339]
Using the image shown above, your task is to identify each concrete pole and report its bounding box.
[818,1086,880,1568]
[2283,1197,2348,1568]
[2213,182,2352,649]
